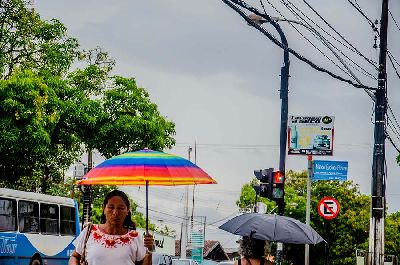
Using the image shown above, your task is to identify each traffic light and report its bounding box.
[271,171,285,199]
[253,169,285,201]
[253,168,273,198]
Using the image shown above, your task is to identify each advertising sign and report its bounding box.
[313,160,348,181]
[288,115,335,155]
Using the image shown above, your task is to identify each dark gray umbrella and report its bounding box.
[219,213,325,244]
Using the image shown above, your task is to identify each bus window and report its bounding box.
[40,203,59,234]
[19,200,39,233]
[0,197,17,231]
[60,206,76,235]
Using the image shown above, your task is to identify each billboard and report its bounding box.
[288,115,335,155]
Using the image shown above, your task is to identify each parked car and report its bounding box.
[172,258,200,265]
[152,253,174,265]
[202,260,219,265]
[218,261,235,265]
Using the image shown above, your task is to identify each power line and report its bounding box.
[389,10,400,32]
[282,0,377,76]
[265,0,365,81]
[388,105,400,137]
[304,0,378,67]
[388,51,400,68]
[345,0,378,32]
[222,0,376,91]
[388,52,400,80]
[273,0,377,81]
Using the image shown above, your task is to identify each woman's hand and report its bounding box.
[144,233,154,251]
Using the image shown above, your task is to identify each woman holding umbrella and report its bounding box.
[69,190,154,265]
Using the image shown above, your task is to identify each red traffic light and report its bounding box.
[273,171,284,184]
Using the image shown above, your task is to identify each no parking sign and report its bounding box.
[318,197,340,219]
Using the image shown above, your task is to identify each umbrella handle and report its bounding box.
[146,180,149,233]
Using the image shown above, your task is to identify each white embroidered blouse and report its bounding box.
[74,224,147,265]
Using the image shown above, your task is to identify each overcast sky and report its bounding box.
[35,0,400,248]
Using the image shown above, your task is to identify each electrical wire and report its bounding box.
[388,52,400,80]
[388,51,400,68]
[282,0,378,76]
[389,10,400,32]
[222,0,376,91]
[265,0,361,80]
[269,0,377,81]
[345,0,378,31]
[305,0,378,66]
[388,105,400,137]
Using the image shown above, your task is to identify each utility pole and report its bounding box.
[82,150,93,228]
[276,21,289,265]
[368,0,388,264]
[181,146,192,259]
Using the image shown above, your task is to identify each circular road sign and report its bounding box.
[318,197,340,219]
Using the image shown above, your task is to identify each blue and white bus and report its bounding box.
[0,188,80,265]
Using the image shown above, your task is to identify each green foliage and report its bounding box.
[0,0,79,78]
[237,170,400,265]
[0,70,82,191]
[385,212,400,256]
[155,224,176,237]
[83,75,176,158]
[0,0,176,192]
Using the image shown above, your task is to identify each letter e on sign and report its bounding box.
[318,197,340,219]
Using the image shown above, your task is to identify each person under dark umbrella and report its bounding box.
[235,236,273,265]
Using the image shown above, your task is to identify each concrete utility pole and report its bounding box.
[82,150,93,228]
[275,20,289,265]
[368,0,388,264]
[181,146,192,259]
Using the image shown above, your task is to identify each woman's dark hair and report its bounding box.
[100,189,136,229]
[238,236,266,259]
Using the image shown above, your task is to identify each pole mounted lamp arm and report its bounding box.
[222,0,289,52]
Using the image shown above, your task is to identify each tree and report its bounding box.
[0,1,176,192]
[0,70,82,191]
[236,170,400,265]
[81,75,176,158]
[0,0,79,78]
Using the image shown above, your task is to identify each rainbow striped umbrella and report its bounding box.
[77,149,216,231]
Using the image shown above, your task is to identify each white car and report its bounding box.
[218,261,235,265]
[152,253,174,265]
[172,258,200,265]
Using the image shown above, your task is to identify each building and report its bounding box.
[175,240,231,261]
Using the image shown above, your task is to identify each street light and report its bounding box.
[246,10,290,265]
[221,1,290,263]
